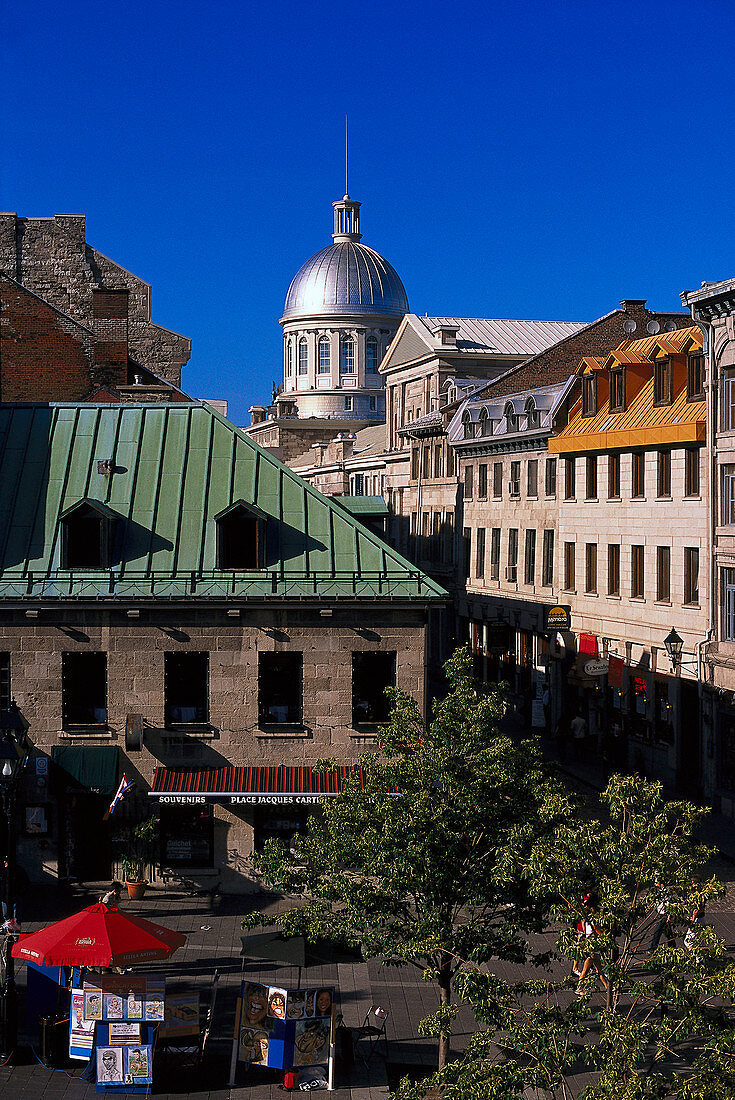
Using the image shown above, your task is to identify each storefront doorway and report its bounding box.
[159,803,214,866]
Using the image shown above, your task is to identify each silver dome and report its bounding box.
[282,241,409,321]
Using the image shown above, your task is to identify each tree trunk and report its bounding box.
[437,953,452,1071]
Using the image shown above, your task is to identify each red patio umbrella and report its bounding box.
[11,902,187,969]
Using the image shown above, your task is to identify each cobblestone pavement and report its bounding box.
[2,756,735,1098]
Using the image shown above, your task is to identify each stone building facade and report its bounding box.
[0,213,191,396]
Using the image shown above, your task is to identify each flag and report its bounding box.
[104,774,135,820]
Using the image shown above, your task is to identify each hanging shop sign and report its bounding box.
[584,660,609,677]
[485,622,511,653]
[544,605,571,633]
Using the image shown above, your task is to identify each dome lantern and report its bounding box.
[332,195,362,242]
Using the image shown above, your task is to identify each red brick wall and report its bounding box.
[0,275,95,401]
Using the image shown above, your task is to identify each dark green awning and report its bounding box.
[51,746,119,795]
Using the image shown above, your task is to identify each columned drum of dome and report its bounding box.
[279,193,409,422]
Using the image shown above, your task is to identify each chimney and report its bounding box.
[311,442,329,466]
[330,432,356,462]
[620,300,646,313]
[92,289,129,387]
[432,324,459,347]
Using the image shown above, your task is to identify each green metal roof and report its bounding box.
[337,496,390,517]
[0,403,446,602]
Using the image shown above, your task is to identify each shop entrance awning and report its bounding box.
[149,765,366,806]
[51,746,119,796]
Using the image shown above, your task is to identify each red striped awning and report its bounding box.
[148,765,365,805]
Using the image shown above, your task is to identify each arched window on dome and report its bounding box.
[298,338,308,375]
[286,341,293,378]
[318,336,330,374]
[341,336,355,374]
[366,337,379,375]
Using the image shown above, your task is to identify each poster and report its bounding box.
[124,1044,152,1084]
[109,1022,142,1044]
[235,983,334,1072]
[97,1046,124,1085]
[103,993,124,1020]
[69,989,95,1060]
[84,990,103,1020]
[160,993,200,1038]
[82,973,165,1022]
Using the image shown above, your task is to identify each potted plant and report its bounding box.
[121,815,158,900]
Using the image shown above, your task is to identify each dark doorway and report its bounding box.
[61,793,112,882]
[159,803,214,866]
[679,680,701,798]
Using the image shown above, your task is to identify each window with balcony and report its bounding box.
[259,652,303,725]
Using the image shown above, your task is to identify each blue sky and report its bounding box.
[3,0,734,423]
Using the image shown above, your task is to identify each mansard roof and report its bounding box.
[0,402,445,602]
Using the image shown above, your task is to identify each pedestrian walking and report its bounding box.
[574,892,607,994]
[648,880,676,953]
[570,712,587,761]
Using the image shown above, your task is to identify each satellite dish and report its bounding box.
[664,320,677,332]
[646,320,661,335]
[622,318,636,335]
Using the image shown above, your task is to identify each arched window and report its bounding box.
[318,336,330,374]
[478,407,489,436]
[286,341,293,377]
[504,402,518,432]
[525,397,539,428]
[366,337,379,374]
[298,338,308,375]
[462,412,473,440]
[340,336,355,373]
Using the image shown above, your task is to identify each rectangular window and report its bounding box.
[654,358,672,405]
[509,461,521,496]
[443,512,455,563]
[585,543,597,594]
[564,542,575,591]
[507,528,518,582]
[369,395,377,412]
[62,652,107,728]
[565,457,576,499]
[610,368,625,412]
[464,465,474,500]
[608,453,620,498]
[585,456,597,499]
[608,544,620,596]
[434,444,443,479]
[724,465,735,525]
[657,450,671,497]
[493,461,503,497]
[542,530,554,586]
[684,547,699,606]
[344,396,353,411]
[463,527,471,578]
[0,653,9,712]
[582,374,597,417]
[631,545,645,598]
[352,651,396,724]
[259,652,303,724]
[423,444,432,480]
[411,447,419,480]
[478,463,488,499]
[524,529,536,586]
[446,447,455,477]
[165,652,209,726]
[724,371,735,431]
[545,457,557,497]
[475,527,486,579]
[723,568,735,640]
[687,353,704,401]
[490,528,501,580]
[685,448,700,496]
[632,452,645,498]
[527,460,538,498]
[656,546,671,602]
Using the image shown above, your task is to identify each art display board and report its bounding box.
[69,973,165,1061]
[94,1021,156,1092]
[159,991,200,1039]
[229,983,335,1088]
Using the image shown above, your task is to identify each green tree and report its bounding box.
[404,774,735,1099]
[243,647,568,1070]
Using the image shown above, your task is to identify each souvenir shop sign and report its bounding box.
[544,605,571,633]
[230,983,335,1086]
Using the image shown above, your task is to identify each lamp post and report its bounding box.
[0,701,29,1061]
[663,627,684,673]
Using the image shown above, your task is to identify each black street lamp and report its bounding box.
[0,701,29,1061]
[663,628,685,672]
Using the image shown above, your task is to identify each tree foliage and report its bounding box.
[243,647,568,1069]
[400,774,735,1099]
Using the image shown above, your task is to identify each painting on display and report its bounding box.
[97,1047,124,1085]
[236,984,334,1071]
